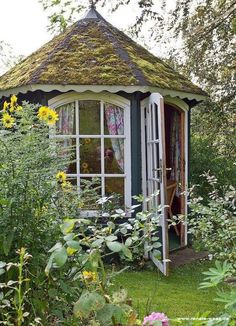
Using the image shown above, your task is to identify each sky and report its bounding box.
[0,0,140,57]
[0,0,177,75]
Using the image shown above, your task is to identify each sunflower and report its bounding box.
[3,101,10,112]
[16,105,23,112]
[37,106,50,120]
[10,95,17,106]
[46,109,59,125]
[81,162,89,169]
[56,171,67,183]
[82,271,97,283]
[2,113,15,129]
[61,181,72,192]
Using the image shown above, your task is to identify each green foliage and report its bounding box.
[199,261,236,323]
[189,173,236,269]
[0,248,36,325]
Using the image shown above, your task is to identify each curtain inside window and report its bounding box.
[105,104,124,172]
[170,111,181,196]
[57,102,75,135]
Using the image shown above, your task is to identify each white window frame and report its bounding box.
[49,91,131,209]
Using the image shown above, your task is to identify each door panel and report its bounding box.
[141,93,169,275]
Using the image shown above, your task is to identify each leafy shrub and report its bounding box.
[0,97,163,324]
[189,173,236,271]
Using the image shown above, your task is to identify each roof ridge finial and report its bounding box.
[89,0,96,9]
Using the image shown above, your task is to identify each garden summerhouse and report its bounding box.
[0,5,206,275]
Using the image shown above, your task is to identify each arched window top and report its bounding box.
[48,91,130,110]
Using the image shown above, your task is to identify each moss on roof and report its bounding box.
[0,9,206,96]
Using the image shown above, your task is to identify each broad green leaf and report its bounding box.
[66,240,81,250]
[61,219,75,235]
[48,242,62,253]
[45,255,54,276]
[74,291,105,318]
[122,245,132,260]
[106,241,123,253]
[63,233,75,241]
[96,304,116,323]
[125,237,132,247]
[0,262,6,269]
[105,235,118,242]
[91,238,104,248]
[53,247,68,267]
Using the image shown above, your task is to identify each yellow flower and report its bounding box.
[16,105,23,112]
[38,106,50,120]
[84,138,91,144]
[2,113,15,128]
[10,95,17,106]
[61,181,72,192]
[67,247,77,256]
[3,101,10,112]
[82,271,97,283]
[9,106,15,113]
[81,162,89,169]
[56,171,67,183]
[46,109,59,125]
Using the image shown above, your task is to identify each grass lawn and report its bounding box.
[113,261,224,320]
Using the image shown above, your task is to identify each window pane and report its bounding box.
[105,178,124,205]
[58,138,77,174]
[80,138,101,174]
[79,101,100,135]
[104,103,124,135]
[67,177,77,186]
[56,103,76,135]
[104,138,124,174]
[80,178,101,209]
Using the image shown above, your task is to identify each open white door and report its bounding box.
[141,93,169,275]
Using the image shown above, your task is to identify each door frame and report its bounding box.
[164,97,189,248]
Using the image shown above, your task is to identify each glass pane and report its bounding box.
[79,101,100,135]
[105,178,124,205]
[80,178,101,209]
[57,138,77,174]
[56,103,76,135]
[104,103,124,135]
[104,138,124,174]
[80,138,101,174]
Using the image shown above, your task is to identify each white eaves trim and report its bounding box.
[0,84,207,102]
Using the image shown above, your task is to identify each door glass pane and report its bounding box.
[80,138,101,174]
[79,101,100,135]
[104,103,124,135]
[58,138,77,174]
[104,138,124,174]
[105,178,124,205]
[56,103,76,135]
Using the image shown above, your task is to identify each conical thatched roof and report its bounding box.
[0,7,206,100]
